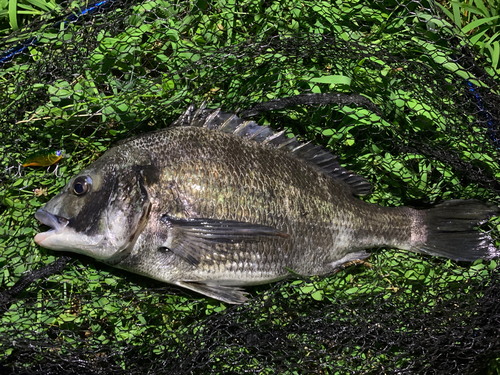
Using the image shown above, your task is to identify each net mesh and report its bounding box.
[1,0,500,373]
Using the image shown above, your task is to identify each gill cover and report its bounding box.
[103,167,152,264]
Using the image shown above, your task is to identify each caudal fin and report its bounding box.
[411,200,499,261]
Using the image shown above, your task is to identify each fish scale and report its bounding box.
[34,107,499,303]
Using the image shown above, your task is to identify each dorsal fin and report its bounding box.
[172,104,371,196]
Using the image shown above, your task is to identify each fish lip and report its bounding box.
[35,209,69,234]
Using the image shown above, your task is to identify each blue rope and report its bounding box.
[0,37,37,66]
[63,0,114,22]
[0,0,116,67]
[464,80,500,150]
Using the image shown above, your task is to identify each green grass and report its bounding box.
[1,0,500,373]
[436,0,500,74]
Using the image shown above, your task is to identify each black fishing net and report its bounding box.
[1,0,500,373]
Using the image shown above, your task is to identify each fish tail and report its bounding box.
[410,200,499,261]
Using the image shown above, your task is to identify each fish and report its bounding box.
[23,150,64,167]
[34,105,500,304]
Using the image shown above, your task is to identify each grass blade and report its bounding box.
[25,0,57,12]
[8,0,19,31]
[435,2,454,23]
[473,0,491,18]
[461,15,500,34]
[490,40,499,69]
[451,0,462,28]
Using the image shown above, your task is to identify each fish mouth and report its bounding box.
[34,209,69,245]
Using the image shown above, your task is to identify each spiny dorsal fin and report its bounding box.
[172,104,371,196]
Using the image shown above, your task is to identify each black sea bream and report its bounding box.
[34,106,499,303]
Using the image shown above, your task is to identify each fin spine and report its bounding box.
[172,105,372,196]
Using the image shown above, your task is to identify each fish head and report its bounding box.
[34,157,152,263]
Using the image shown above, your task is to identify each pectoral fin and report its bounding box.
[176,281,248,304]
[161,215,289,266]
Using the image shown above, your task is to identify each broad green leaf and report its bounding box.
[309,75,352,85]
[311,290,324,301]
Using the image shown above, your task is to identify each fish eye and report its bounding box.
[73,176,92,196]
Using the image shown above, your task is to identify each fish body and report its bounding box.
[34,107,499,303]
